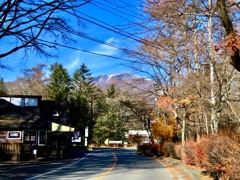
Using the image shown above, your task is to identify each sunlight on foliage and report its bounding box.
[151,116,179,141]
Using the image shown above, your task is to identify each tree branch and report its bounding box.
[217,0,240,72]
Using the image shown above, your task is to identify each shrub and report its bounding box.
[162,142,176,157]
[150,144,160,156]
[137,144,150,155]
[173,141,196,165]
[194,142,204,168]
[164,134,240,179]
[198,135,240,180]
[174,143,182,159]
[137,144,160,156]
[182,141,196,165]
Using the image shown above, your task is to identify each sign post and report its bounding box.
[85,126,89,147]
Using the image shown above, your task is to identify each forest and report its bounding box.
[0,0,240,179]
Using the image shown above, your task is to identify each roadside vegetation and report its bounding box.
[1,0,240,180]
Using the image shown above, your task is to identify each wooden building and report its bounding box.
[0,95,74,161]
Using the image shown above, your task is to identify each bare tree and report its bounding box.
[125,0,240,141]
[5,64,49,98]
[0,0,90,64]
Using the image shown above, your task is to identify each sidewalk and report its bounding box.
[158,157,212,180]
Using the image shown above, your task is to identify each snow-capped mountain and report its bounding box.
[93,73,154,91]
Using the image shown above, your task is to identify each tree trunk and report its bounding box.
[217,0,240,71]
[208,0,217,134]
[181,107,186,145]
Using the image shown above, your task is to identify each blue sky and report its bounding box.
[0,0,147,82]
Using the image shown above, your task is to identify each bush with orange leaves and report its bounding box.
[173,141,197,166]
[196,135,240,180]
[173,135,240,179]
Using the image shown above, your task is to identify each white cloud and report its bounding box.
[61,37,123,77]
[93,37,119,56]
[66,56,80,71]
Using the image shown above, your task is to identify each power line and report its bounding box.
[91,0,147,22]
[90,2,138,25]
[117,0,147,15]
[33,22,157,62]
[70,10,163,50]
[89,1,157,33]
[37,38,136,62]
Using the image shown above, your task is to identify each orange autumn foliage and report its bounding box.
[151,116,179,141]
[156,96,175,113]
[215,31,240,56]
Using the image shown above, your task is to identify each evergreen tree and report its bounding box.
[107,84,119,98]
[70,63,99,144]
[47,62,71,101]
[93,86,126,145]
[72,63,94,98]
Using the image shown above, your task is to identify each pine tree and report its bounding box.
[107,84,119,98]
[47,62,71,101]
[70,63,99,144]
[72,63,94,99]
[93,85,126,145]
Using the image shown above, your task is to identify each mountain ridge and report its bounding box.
[93,72,153,91]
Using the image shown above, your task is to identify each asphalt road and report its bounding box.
[0,148,173,180]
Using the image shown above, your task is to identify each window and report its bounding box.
[38,131,47,146]
[1,97,38,106]
[25,98,38,106]
[24,131,37,145]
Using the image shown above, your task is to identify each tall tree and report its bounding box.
[21,64,48,96]
[70,63,98,143]
[93,86,127,145]
[5,64,48,98]
[71,63,95,99]
[126,0,239,142]
[47,62,71,101]
[120,91,155,144]
[217,0,240,71]
[0,0,90,66]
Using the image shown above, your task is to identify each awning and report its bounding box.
[51,122,75,132]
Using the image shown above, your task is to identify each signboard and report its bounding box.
[85,126,89,137]
[84,138,88,146]
[71,137,81,143]
[74,131,80,139]
[7,131,21,139]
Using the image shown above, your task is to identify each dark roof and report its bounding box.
[0,99,38,121]
[0,99,47,129]
[0,98,71,130]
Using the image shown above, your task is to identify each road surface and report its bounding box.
[0,148,173,180]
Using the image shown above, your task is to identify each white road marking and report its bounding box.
[26,153,91,180]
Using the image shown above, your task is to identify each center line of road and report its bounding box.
[26,153,91,180]
[96,152,117,180]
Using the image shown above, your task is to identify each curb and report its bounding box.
[162,157,202,180]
